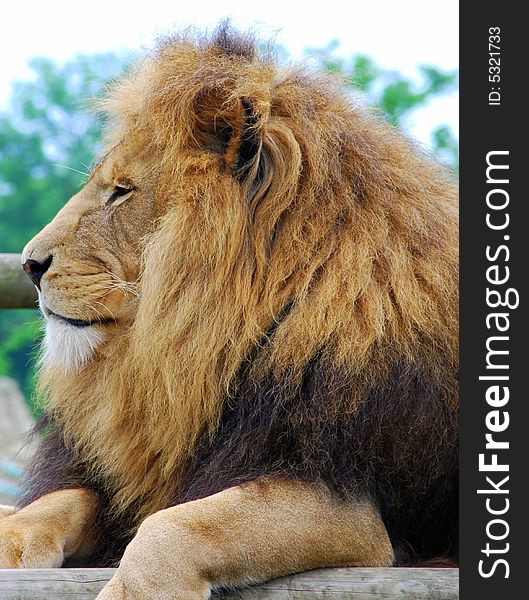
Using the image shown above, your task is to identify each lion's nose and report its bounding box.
[23,256,53,290]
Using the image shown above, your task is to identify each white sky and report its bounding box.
[0,0,458,147]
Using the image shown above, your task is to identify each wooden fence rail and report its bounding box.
[0,254,37,309]
[0,567,459,600]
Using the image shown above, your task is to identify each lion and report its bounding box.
[0,25,458,599]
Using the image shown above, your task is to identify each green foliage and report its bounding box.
[0,312,40,407]
[0,53,126,253]
[0,47,458,410]
[431,125,459,170]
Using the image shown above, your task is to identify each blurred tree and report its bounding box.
[0,53,126,253]
[0,48,458,408]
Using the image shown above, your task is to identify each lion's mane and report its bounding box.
[23,26,458,565]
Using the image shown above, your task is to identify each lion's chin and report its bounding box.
[42,316,105,372]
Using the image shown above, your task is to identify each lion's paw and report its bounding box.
[96,574,208,600]
[95,576,127,600]
[95,512,211,600]
[0,516,64,568]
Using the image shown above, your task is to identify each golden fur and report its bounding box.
[17,25,458,566]
[95,481,394,599]
[0,489,98,567]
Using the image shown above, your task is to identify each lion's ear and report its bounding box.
[193,89,263,183]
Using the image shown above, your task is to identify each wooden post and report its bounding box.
[0,254,38,309]
[0,567,459,599]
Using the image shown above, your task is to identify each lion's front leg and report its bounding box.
[97,479,394,600]
[0,488,98,568]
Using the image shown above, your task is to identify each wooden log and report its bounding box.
[0,254,38,309]
[0,567,459,599]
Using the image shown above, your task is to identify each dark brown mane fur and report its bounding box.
[21,24,458,567]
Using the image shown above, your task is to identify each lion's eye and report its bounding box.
[106,184,133,207]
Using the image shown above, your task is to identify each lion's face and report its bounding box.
[21,40,275,374]
[22,135,162,370]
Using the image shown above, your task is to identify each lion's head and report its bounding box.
[22,132,161,369]
[22,26,458,536]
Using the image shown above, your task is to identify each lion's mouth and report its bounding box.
[44,306,114,328]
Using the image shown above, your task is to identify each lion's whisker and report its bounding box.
[51,163,90,178]
[92,300,117,323]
